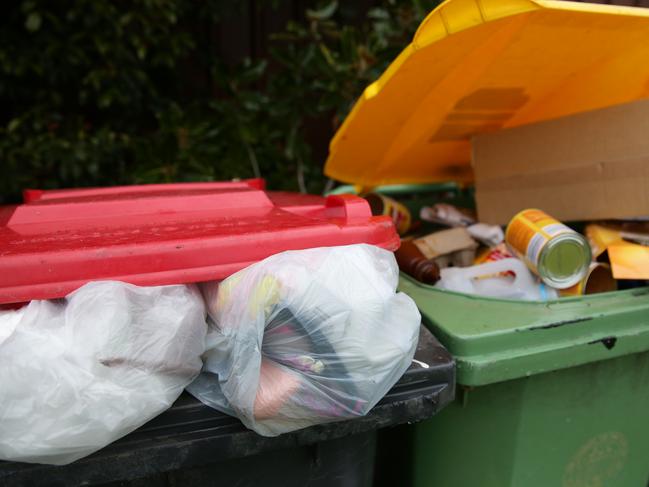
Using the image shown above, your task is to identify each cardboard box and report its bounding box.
[413,227,478,268]
[472,98,649,225]
[414,227,477,259]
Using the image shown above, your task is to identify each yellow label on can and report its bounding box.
[378,194,412,236]
[505,209,573,272]
[558,280,585,297]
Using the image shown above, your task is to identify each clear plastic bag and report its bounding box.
[187,244,421,436]
[0,281,206,465]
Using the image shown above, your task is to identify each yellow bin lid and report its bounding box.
[324,0,649,187]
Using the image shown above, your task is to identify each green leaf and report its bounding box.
[367,8,390,20]
[25,12,42,32]
[318,43,336,67]
[7,119,21,133]
[306,1,338,21]
[284,121,300,160]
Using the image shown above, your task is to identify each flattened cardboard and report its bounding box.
[586,224,625,259]
[473,98,649,224]
[608,243,649,280]
[414,227,478,259]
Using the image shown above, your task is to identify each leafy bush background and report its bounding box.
[1,0,439,203]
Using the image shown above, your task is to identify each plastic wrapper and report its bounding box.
[436,257,558,300]
[0,281,206,465]
[187,244,421,436]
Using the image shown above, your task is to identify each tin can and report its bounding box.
[364,193,412,235]
[559,262,617,296]
[505,209,591,289]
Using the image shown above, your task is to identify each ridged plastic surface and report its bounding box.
[325,0,649,187]
[0,180,399,304]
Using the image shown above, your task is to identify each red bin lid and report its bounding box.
[0,179,398,304]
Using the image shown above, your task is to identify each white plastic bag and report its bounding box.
[187,244,421,436]
[0,281,206,465]
[436,258,558,300]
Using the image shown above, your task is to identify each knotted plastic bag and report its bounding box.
[187,244,420,436]
[0,281,206,465]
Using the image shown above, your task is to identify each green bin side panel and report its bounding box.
[399,274,649,386]
[414,351,649,487]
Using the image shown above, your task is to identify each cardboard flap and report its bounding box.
[473,99,649,223]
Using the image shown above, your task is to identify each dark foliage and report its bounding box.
[0,0,439,202]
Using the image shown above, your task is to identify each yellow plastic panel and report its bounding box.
[325,0,649,187]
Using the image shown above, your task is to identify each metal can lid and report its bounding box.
[538,234,592,289]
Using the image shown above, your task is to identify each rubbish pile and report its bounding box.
[188,244,420,436]
[0,244,420,465]
[0,282,206,465]
[372,193,647,301]
[350,94,649,302]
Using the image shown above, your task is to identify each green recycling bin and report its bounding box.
[399,276,649,487]
[330,183,649,486]
[320,0,649,484]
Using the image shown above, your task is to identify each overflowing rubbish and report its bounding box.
[380,190,647,300]
[187,244,421,436]
[0,244,422,465]
[0,282,207,465]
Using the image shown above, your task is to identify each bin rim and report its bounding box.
[399,272,649,386]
